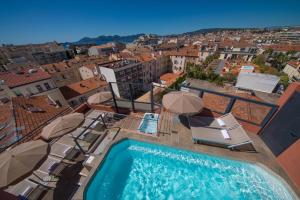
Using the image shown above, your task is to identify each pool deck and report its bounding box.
[73,110,300,199]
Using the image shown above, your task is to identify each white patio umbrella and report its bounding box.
[87,92,112,105]
[41,112,84,140]
[0,140,49,188]
[162,91,204,115]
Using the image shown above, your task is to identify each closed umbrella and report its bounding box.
[0,140,49,188]
[87,92,112,105]
[162,91,204,114]
[41,112,84,140]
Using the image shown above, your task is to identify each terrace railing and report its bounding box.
[108,81,278,129]
[180,84,278,128]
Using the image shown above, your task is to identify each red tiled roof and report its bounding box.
[136,53,154,62]
[12,96,69,136]
[0,69,51,88]
[41,62,71,74]
[287,60,300,69]
[160,72,183,86]
[219,40,252,48]
[264,44,300,52]
[166,45,199,57]
[59,77,108,100]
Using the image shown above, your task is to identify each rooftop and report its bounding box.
[264,43,300,52]
[59,78,108,100]
[0,95,71,148]
[1,82,300,200]
[166,45,199,57]
[41,62,72,74]
[0,69,51,88]
[287,60,300,69]
[236,72,280,93]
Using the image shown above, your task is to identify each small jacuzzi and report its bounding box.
[138,113,159,135]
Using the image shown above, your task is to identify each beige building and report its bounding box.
[283,61,300,82]
[0,68,68,106]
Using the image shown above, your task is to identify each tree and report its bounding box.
[252,54,266,66]
[203,53,219,66]
[280,75,290,89]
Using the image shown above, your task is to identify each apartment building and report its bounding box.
[199,42,218,61]
[88,42,126,56]
[0,69,67,106]
[0,42,70,69]
[168,45,200,73]
[41,61,82,87]
[283,60,300,82]
[32,50,69,65]
[218,40,258,62]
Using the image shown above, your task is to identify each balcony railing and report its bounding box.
[108,81,278,129]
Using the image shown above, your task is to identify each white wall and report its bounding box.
[283,64,300,80]
[88,47,100,56]
[99,67,120,97]
[171,56,186,73]
[79,66,94,80]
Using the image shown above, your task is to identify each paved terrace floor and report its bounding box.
[74,109,300,199]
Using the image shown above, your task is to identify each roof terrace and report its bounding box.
[0,81,299,199]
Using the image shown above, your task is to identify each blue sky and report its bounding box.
[1,0,300,45]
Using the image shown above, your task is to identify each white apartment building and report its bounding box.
[169,45,200,73]
[99,58,170,99]
[283,61,300,82]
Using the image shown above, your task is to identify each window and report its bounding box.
[36,85,43,93]
[44,83,51,90]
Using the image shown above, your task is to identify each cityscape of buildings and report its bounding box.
[1,21,300,199]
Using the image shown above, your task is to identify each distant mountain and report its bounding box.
[72,34,145,45]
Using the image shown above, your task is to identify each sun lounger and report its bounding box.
[26,184,48,200]
[86,110,105,120]
[189,113,255,151]
[37,156,62,174]
[50,143,73,158]
[81,119,94,128]
[6,179,37,198]
[49,162,69,177]
[50,142,83,161]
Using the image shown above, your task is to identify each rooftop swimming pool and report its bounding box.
[138,113,159,135]
[85,139,296,200]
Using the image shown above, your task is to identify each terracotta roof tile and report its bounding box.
[59,77,108,100]
[287,60,300,69]
[264,44,300,52]
[0,69,51,88]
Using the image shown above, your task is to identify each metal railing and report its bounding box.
[180,85,278,128]
[108,81,278,129]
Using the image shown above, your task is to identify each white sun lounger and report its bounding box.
[50,143,73,158]
[6,179,37,197]
[189,113,255,151]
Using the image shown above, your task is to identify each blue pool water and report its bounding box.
[242,65,254,69]
[138,113,159,134]
[85,139,295,200]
